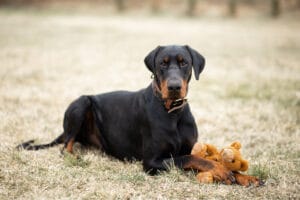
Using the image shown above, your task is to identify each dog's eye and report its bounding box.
[160,62,168,68]
[180,61,187,67]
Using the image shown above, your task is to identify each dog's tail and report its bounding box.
[16,133,64,151]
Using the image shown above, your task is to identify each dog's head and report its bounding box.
[145,45,205,100]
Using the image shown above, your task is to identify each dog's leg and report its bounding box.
[143,158,169,175]
[234,172,264,187]
[62,95,92,154]
[65,138,75,154]
[164,155,235,184]
[143,154,234,184]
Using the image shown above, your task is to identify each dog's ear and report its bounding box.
[185,45,205,80]
[144,46,161,73]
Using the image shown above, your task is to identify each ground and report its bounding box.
[0,7,299,199]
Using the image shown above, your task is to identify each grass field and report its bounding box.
[0,7,299,199]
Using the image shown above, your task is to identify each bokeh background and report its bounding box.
[0,0,299,199]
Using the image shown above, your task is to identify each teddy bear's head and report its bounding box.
[220,142,248,172]
[191,142,221,162]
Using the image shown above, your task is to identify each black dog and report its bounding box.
[17,45,235,183]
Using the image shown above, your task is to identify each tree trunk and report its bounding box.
[271,0,280,17]
[151,0,161,13]
[228,0,237,17]
[187,0,197,16]
[115,0,125,12]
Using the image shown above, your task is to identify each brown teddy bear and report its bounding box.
[191,142,221,184]
[219,141,248,172]
[191,141,262,186]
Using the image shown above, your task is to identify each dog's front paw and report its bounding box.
[234,173,264,187]
[208,161,235,185]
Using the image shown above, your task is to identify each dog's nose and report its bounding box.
[167,79,182,91]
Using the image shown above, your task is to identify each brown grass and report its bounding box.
[0,8,299,199]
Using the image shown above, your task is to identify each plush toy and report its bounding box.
[224,143,263,187]
[191,142,221,162]
[219,141,248,172]
[191,141,249,184]
[191,142,221,184]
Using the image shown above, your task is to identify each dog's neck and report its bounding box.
[151,80,187,113]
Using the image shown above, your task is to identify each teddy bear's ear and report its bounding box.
[230,142,241,150]
[191,142,207,157]
[202,144,208,153]
[239,160,249,171]
[206,144,219,155]
[205,144,221,161]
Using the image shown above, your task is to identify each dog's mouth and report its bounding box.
[167,91,182,100]
[164,88,188,112]
[164,98,188,113]
[170,98,186,107]
[152,80,188,113]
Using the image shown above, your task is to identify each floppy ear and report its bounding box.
[144,46,161,73]
[185,45,205,80]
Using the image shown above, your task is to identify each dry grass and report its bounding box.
[0,7,299,200]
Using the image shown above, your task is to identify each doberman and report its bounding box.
[17,45,262,186]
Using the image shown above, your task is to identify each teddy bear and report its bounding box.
[219,141,248,172]
[219,142,262,186]
[192,141,263,186]
[191,141,249,184]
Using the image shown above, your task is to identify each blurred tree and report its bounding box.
[228,0,237,16]
[187,0,197,16]
[271,0,280,17]
[151,0,161,13]
[115,0,125,12]
[243,0,255,5]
